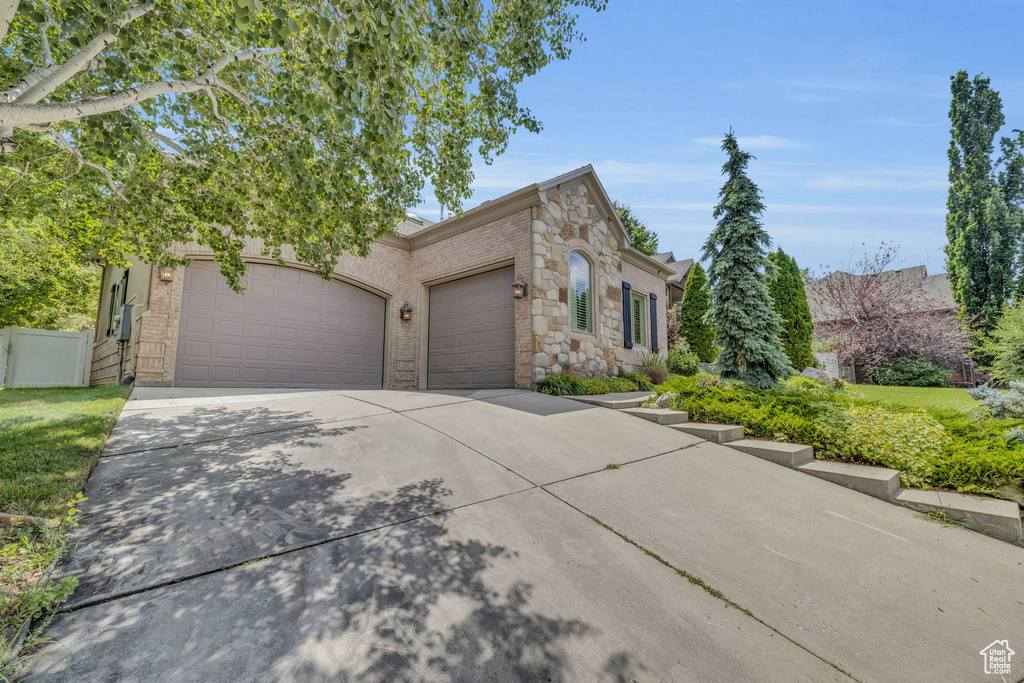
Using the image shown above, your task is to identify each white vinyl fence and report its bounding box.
[0,326,94,388]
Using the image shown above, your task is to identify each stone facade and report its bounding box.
[91,166,671,390]
[529,181,668,382]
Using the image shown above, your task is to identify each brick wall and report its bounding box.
[112,210,533,389]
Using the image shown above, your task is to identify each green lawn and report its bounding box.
[848,384,979,412]
[0,386,131,518]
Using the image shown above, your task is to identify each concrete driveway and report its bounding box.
[27,388,1024,682]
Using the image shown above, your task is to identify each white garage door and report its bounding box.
[174,262,385,388]
[427,267,515,389]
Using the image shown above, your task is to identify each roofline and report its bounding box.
[387,165,674,279]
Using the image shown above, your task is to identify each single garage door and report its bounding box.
[428,266,515,389]
[175,262,385,388]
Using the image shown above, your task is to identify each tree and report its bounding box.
[945,71,1024,332]
[0,218,101,330]
[975,301,1024,383]
[766,248,815,370]
[677,262,715,362]
[0,0,606,289]
[702,132,792,388]
[809,243,970,373]
[613,200,659,256]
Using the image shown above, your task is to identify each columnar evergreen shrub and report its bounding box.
[677,263,716,362]
[703,133,793,388]
[766,248,816,370]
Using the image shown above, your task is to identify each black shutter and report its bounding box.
[650,293,659,352]
[622,282,633,349]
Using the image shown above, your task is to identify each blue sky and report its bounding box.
[411,0,1024,275]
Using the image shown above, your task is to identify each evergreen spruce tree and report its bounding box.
[677,262,716,362]
[703,132,793,388]
[766,248,816,370]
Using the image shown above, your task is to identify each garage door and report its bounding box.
[174,262,385,388]
[427,267,515,389]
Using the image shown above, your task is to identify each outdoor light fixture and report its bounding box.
[512,277,527,299]
[399,302,413,322]
[157,265,174,282]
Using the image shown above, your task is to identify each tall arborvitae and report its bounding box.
[946,71,1024,331]
[678,262,716,362]
[702,132,793,388]
[766,248,816,370]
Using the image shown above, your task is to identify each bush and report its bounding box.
[782,375,836,396]
[866,357,950,387]
[968,382,1024,419]
[536,373,640,396]
[637,350,669,385]
[977,301,1024,382]
[666,339,700,376]
[844,406,946,487]
[620,371,655,392]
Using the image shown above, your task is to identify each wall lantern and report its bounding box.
[157,265,175,282]
[512,277,527,299]
[399,301,413,322]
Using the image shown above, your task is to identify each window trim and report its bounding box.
[569,250,594,334]
[631,291,647,347]
[106,269,129,337]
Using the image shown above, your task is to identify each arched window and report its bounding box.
[570,251,593,333]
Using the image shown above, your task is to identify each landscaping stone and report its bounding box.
[697,362,715,374]
[801,367,832,383]
[725,439,813,468]
[620,407,689,425]
[892,489,1023,544]
[562,392,654,410]
[796,460,900,499]
[669,423,743,444]
[652,391,676,409]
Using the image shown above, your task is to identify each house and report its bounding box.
[90,166,676,390]
[654,252,694,312]
[805,265,956,325]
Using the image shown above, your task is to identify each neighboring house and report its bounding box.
[654,252,694,312]
[90,166,676,390]
[805,265,956,324]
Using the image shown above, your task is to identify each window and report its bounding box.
[570,251,593,333]
[106,269,129,337]
[631,292,646,347]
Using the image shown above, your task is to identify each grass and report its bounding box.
[1,386,130,666]
[0,386,131,518]
[848,384,978,412]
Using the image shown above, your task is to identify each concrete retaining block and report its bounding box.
[797,460,900,500]
[725,440,814,468]
[670,423,744,444]
[563,392,655,410]
[892,489,1023,544]
[620,407,689,425]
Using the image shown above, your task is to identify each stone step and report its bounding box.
[669,423,744,444]
[797,460,900,500]
[892,489,1023,544]
[620,407,689,425]
[562,392,654,410]
[725,439,814,468]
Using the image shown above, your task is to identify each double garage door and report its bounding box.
[174,262,515,390]
[175,262,385,389]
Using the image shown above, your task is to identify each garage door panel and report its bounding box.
[428,267,515,389]
[175,262,384,389]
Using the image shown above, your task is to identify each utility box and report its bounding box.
[116,303,134,342]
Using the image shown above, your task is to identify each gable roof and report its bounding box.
[385,165,677,278]
[805,266,956,324]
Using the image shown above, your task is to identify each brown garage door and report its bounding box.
[428,267,515,389]
[174,262,385,388]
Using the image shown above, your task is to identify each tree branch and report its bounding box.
[47,127,125,200]
[140,127,202,166]
[14,3,156,106]
[0,47,282,130]
[0,0,17,46]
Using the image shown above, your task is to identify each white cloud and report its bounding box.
[693,135,808,150]
[804,167,947,191]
